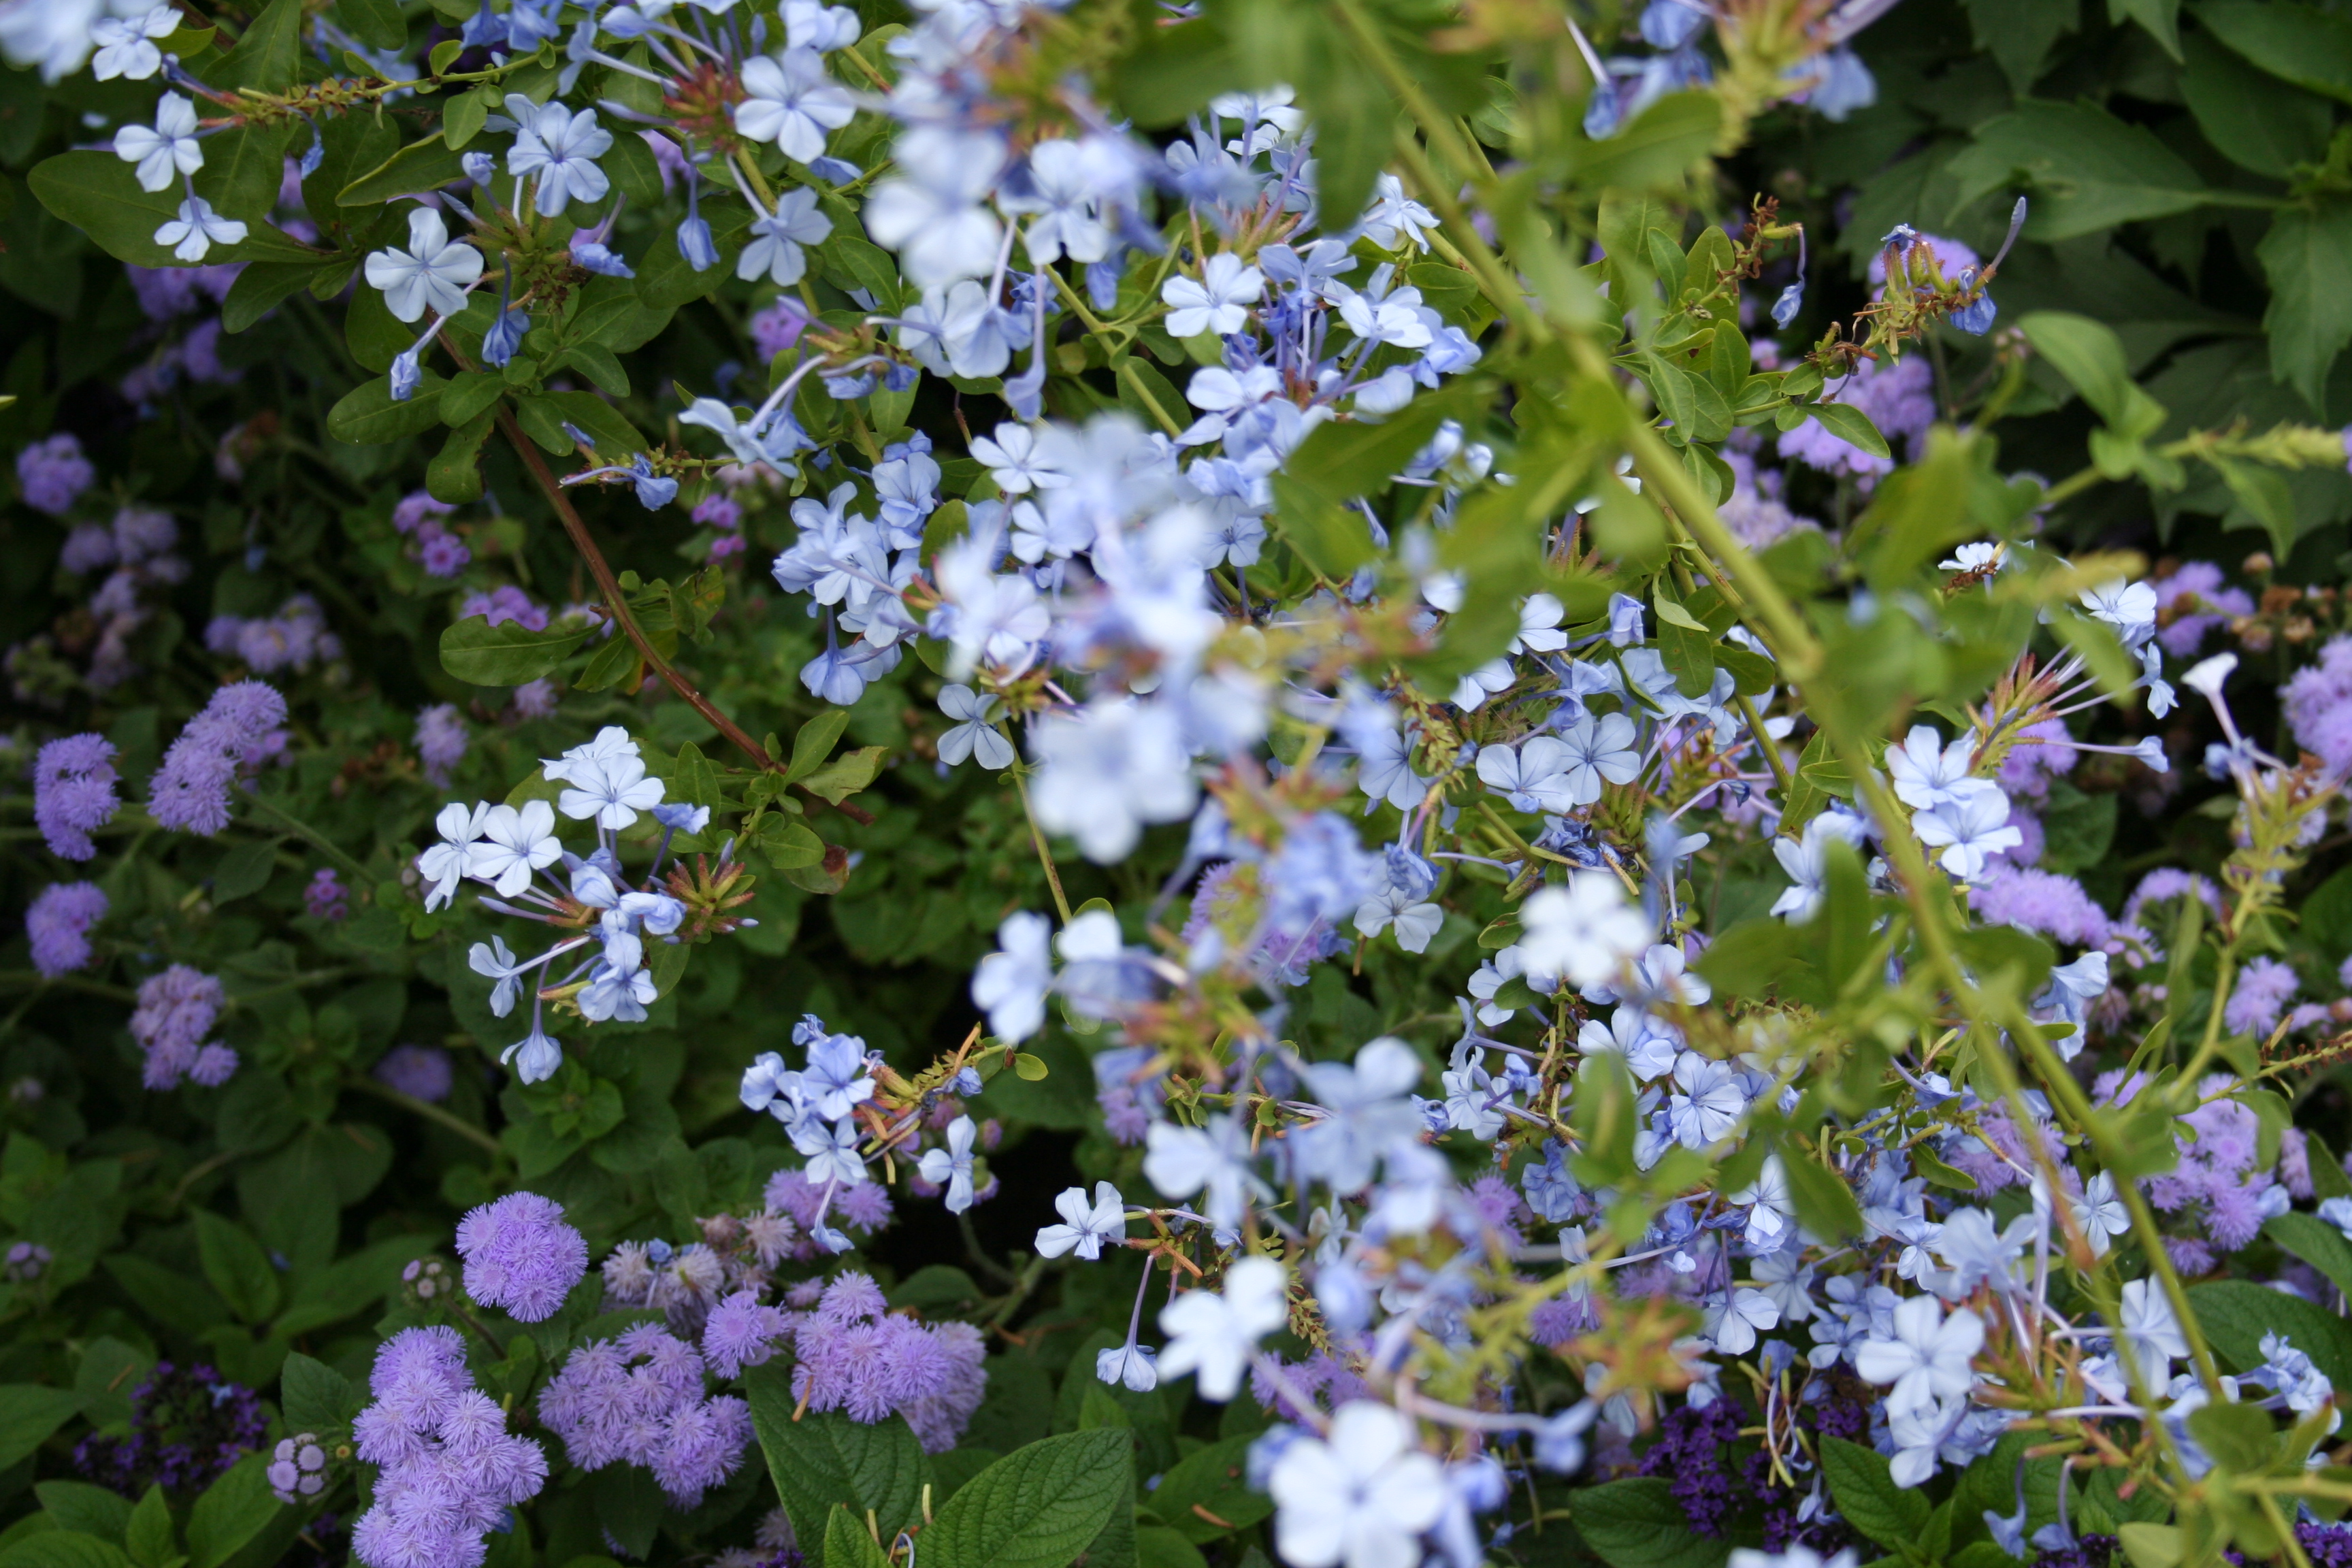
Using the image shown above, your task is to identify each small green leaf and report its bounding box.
[824,1506,892,1568]
[1818,1436,1929,1548]
[184,1456,276,1568]
[327,374,448,446]
[1565,1477,1732,1568]
[798,746,885,805]
[440,615,593,687]
[0,1386,88,1472]
[745,1370,932,1559]
[193,1211,280,1324]
[1806,399,1889,460]
[338,136,466,206]
[787,710,849,783]
[210,837,279,905]
[922,1430,1135,1568]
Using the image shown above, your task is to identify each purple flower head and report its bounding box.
[455,1192,589,1321]
[34,733,121,860]
[61,523,115,572]
[375,1043,454,1103]
[27,882,107,976]
[702,1290,791,1377]
[304,866,348,922]
[131,964,225,1090]
[415,703,468,789]
[2224,956,2300,1040]
[75,1360,263,1495]
[459,585,549,630]
[148,681,289,835]
[18,434,93,515]
[418,525,471,577]
[786,1273,987,1451]
[353,1326,549,1566]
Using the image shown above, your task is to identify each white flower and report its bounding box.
[1096,1340,1159,1392]
[937,684,1014,769]
[468,933,523,1017]
[1853,1295,1983,1416]
[1004,137,1112,265]
[1911,777,2021,883]
[970,911,1052,1043]
[1353,172,1440,252]
[556,751,665,830]
[1554,712,1641,804]
[1143,1115,1269,1232]
[1938,542,2004,574]
[737,184,833,285]
[1028,700,1196,863]
[114,95,203,193]
[1268,1401,1446,1568]
[1337,286,1433,350]
[542,725,638,785]
[1036,1180,1126,1260]
[506,99,612,216]
[1704,1286,1782,1356]
[365,206,485,323]
[2079,579,2158,647]
[1666,1054,1747,1147]
[502,1018,563,1083]
[2072,1171,2128,1256]
[1518,873,1650,992]
[734,46,855,161]
[782,0,859,50]
[1512,593,1569,654]
[417,801,490,911]
[0,0,123,82]
[91,6,175,80]
[466,800,562,896]
[796,1116,868,1189]
[1156,1254,1286,1401]
[1886,723,1974,811]
[917,1115,979,1213]
[153,194,246,263]
[1162,252,1262,338]
[2183,651,2237,699]
[2117,1277,2189,1372]
[864,126,1004,287]
[1769,811,1867,922]
[970,423,1068,495]
[1476,737,1578,815]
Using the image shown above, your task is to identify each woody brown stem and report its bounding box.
[490,408,876,826]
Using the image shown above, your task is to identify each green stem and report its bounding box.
[1011,770,1074,925]
[242,790,373,887]
[350,1075,508,1158]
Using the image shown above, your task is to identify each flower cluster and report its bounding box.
[350,1327,549,1568]
[779,1273,987,1454]
[129,963,235,1089]
[536,1323,752,1507]
[74,1362,263,1495]
[453,1192,589,1322]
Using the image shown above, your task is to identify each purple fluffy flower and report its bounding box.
[304,866,348,921]
[415,703,468,789]
[418,525,471,577]
[540,1323,753,1506]
[131,964,231,1090]
[702,1290,791,1377]
[2285,636,2352,776]
[1970,868,2110,947]
[511,678,559,719]
[18,434,93,515]
[148,681,289,835]
[27,881,107,976]
[459,585,549,630]
[391,491,454,535]
[351,1326,549,1568]
[455,1191,589,1321]
[33,732,120,860]
[2224,956,2299,1039]
[60,523,115,573]
[2151,562,2252,658]
[375,1043,454,1103]
[112,505,177,563]
[786,1273,986,1452]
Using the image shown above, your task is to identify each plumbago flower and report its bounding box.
[25,0,2352,1565]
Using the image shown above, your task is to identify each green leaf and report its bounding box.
[2108,0,2180,56]
[1569,91,1720,191]
[210,837,279,905]
[798,746,885,805]
[335,0,407,50]
[440,615,594,686]
[745,1370,931,1561]
[1782,1145,1867,1243]
[33,1485,131,1546]
[1962,0,2081,93]
[2200,2,2352,104]
[338,137,467,206]
[221,263,318,334]
[2017,312,2168,436]
[123,1490,172,1568]
[759,818,826,870]
[823,1506,892,1568]
[1283,388,1471,505]
[0,1386,83,1472]
[2256,199,2352,412]
[326,373,448,446]
[1819,1436,1930,1548]
[2266,1211,2352,1301]
[0,1533,132,1568]
[427,412,495,506]
[787,710,849,783]
[2180,38,2332,177]
[923,1430,1136,1568]
[28,152,293,269]
[1948,101,2222,241]
[1806,399,1890,460]
[517,389,644,457]
[1566,1478,1733,1568]
[193,1211,280,1324]
[277,1354,359,1435]
[211,0,304,91]
[1140,1436,1271,1544]
[2189,1279,2352,1390]
[184,1456,276,1568]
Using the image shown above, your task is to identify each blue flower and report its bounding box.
[389,346,424,402]
[481,306,529,368]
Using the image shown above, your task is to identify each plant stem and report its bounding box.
[1012,770,1074,924]
[489,408,877,827]
[351,1075,507,1158]
[242,789,374,887]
